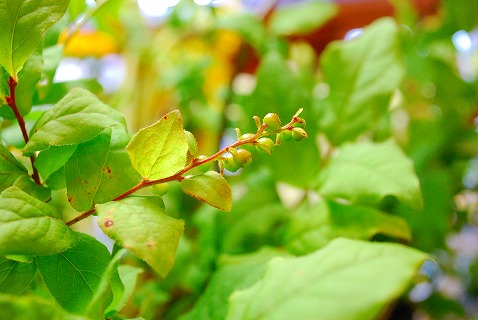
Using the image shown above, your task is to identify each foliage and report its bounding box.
[0,0,477,319]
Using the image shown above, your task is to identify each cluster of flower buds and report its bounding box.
[217,109,308,173]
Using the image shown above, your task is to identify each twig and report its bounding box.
[6,76,41,185]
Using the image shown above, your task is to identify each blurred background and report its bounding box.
[13,0,478,319]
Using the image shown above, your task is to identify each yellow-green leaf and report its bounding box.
[127,110,189,180]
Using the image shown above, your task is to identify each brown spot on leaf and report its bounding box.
[104,219,114,227]
[67,196,72,203]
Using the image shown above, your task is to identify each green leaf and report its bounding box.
[13,175,51,202]
[319,18,404,144]
[96,196,185,277]
[65,128,140,212]
[181,249,285,320]
[226,239,428,320]
[16,46,43,116]
[0,186,78,256]
[24,88,126,155]
[268,1,338,36]
[0,257,37,295]
[36,232,114,315]
[0,144,27,191]
[84,249,126,318]
[285,201,412,255]
[105,265,143,316]
[0,0,69,77]
[35,145,77,182]
[316,140,422,209]
[181,171,232,212]
[0,294,86,320]
[127,110,189,180]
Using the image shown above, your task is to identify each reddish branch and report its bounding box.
[6,76,41,185]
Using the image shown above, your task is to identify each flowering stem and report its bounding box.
[66,112,302,226]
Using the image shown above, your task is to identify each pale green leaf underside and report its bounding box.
[227,238,427,320]
[24,88,126,155]
[181,171,232,212]
[96,196,185,277]
[36,233,114,314]
[317,140,423,209]
[320,18,404,144]
[0,0,69,76]
[0,186,78,256]
[268,1,338,36]
[127,110,189,180]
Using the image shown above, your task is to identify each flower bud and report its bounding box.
[291,127,308,141]
[280,129,293,142]
[232,149,252,167]
[221,153,241,172]
[151,183,168,196]
[255,137,275,155]
[293,117,306,128]
[263,113,281,130]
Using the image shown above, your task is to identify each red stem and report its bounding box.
[6,76,41,185]
[65,114,302,226]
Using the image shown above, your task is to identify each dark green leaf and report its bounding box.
[127,110,189,180]
[316,140,422,209]
[35,144,77,182]
[181,171,232,212]
[65,128,140,211]
[96,196,184,277]
[0,144,27,191]
[0,186,78,255]
[0,0,69,77]
[268,1,338,36]
[227,239,427,320]
[36,232,114,315]
[319,18,404,144]
[0,257,37,295]
[24,88,126,155]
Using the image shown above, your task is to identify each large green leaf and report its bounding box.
[0,186,78,256]
[0,144,27,191]
[181,171,232,211]
[0,257,37,295]
[96,196,185,277]
[36,232,114,315]
[319,18,404,144]
[268,1,338,36]
[227,238,427,320]
[316,140,422,209]
[65,128,140,212]
[181,249,285,320]
[285,200,411,255]
[127,110,189,180]
[0,294,86,320]
[24,88,126,155]
[0,0,69,77]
